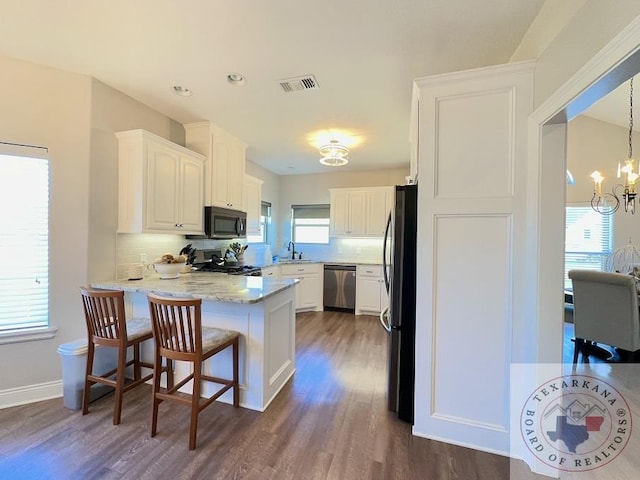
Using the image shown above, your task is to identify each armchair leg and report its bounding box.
[572,338,583,365]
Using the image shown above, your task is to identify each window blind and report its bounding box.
[0,143,49,332]
[292,204,330,220]
[292,204,330,244]
[564,205,613,289]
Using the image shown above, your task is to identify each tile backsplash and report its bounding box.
[116,234,385,279]
[116,233,187,279]
[275,237,384,264]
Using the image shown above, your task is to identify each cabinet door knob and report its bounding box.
[175,223,184,228]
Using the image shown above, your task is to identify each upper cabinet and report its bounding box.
[184,121,246,210]
[329,186,394,237]
[116,129,205,234]
[330,189,367,236]
[366,187,394,236]
[243,174,263,236]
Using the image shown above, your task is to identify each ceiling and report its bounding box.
[0,1,546,175]
[582,77,638,130]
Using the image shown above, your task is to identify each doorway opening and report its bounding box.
[532,31,640,365]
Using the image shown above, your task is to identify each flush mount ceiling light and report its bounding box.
[319,139,349,166]
[172,85,193,97]
[227,73,246,86]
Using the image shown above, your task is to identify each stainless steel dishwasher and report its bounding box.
[323,264,357,311]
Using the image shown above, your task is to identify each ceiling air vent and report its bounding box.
[279,75,319,93]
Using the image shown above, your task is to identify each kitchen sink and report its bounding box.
[277,259,316,264]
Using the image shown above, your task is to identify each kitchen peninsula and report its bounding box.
[92,273,297,412]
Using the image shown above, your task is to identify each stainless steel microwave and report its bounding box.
[188,206,246,239]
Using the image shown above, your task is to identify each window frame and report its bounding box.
[0,142,57,344]
[564,202,614,290]
[246,201,272,244]
[291,204,330,245]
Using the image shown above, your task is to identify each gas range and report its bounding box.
[191,247,261,276]
[193,262,262,276]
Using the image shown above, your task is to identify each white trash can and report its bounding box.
[57,338,118,410]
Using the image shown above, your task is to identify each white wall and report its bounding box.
[405,1,640,463]
[90,78,185,282]
[273,167,408,262]
[512,7,640,475]
[276,167,408,249]
[510,0,587,62]
[0,56,92,392]
[0,56,185,399]
[567,115,640,250]
[531,0,640,108]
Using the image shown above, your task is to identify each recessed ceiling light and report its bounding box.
[227,73,247,86]
[172,85,193,97]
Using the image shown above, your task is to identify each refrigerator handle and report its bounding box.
[379,306,391,333]
[382,211,391,294]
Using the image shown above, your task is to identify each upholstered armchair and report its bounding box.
[568,269,640,363]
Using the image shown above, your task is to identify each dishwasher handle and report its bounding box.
[324,264,356,271]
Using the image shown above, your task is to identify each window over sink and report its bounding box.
[292,204,330,244]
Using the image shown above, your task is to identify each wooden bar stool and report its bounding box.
[80,287,172,425]
[147,294,240,450]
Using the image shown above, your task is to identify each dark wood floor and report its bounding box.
[0,311,541,480]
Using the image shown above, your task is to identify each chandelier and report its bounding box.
[591,78,638,215]
[319,139,349,166]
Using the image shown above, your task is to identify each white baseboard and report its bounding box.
[411,428,510,458]
[0,380,62,409]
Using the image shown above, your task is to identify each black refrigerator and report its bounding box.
[381,184,417,424]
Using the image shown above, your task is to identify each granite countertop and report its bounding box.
[268,259,382,266]
[92,272,297,304]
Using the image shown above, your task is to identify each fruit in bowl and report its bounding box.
[154,253,188,264]
[151,253,189,279]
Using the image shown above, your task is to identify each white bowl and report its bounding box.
[152,262,185,279]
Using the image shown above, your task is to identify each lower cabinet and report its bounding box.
[260,265,280,278]
[355,265,389,315]
[280,263,323,312]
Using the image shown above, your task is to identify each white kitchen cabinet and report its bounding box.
[243,174,263,236]
[329,187,393,237]
[355,265,389,315]
[366,188,394,236]
[330,189,366,236]
[184,121,246,210]
[280,263,323,312]
[116,129,205,234]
